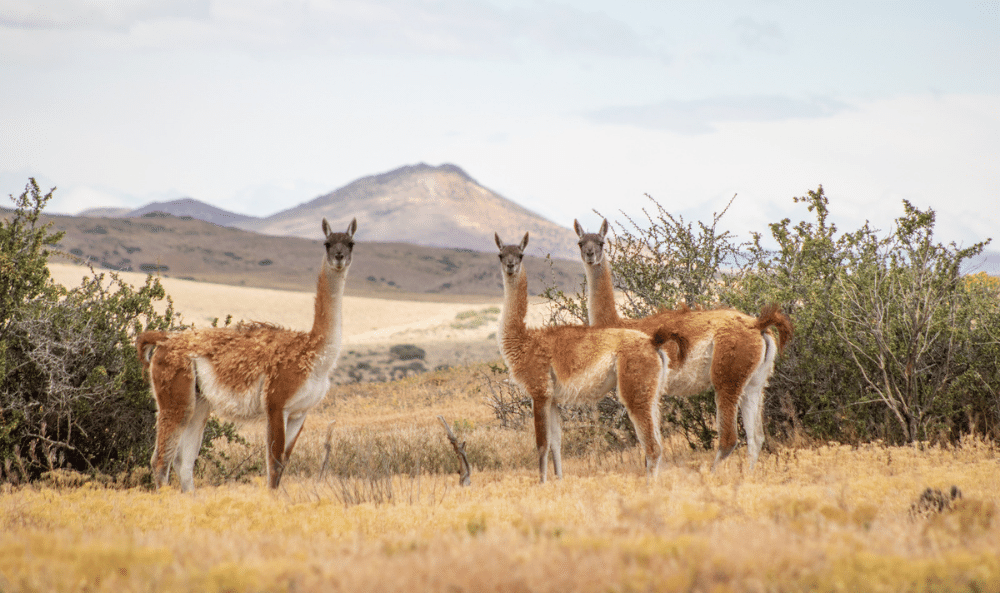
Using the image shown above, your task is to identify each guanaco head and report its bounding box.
[574,218,608,266]
[494,231,529,278]
[321,217,357,272]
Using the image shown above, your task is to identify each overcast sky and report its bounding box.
[2,0,998,254]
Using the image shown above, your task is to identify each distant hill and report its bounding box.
[243,163,579,260]
[127,198,260,227]
[77,207,131,217]
[38,212,583,297]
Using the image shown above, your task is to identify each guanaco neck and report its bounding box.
[585,257,622,327]
[311,263,346,361]
[499,266,530,361]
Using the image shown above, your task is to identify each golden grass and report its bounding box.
[2,363,1000,592]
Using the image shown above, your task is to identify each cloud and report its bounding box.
[507,2,654,58]
[732,15,785,53]
[0,0,663,61]
[588,95,850,134]
[0,0,209,32]
[222,0,665,60]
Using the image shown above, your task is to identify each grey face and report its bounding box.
[322,217,357,271]
[495,232,529,277]
[574,218,608,266]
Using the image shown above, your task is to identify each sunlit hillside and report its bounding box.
[2,364,998,593]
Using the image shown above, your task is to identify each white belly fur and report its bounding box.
[192,343,340,422]
[192,357,266,421]
[552,352,618,405]
[663,338,714,397]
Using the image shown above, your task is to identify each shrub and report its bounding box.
[604,193,752,313]
[734,188,997,444]
[830,202,991,441]
[1,180,180,482]
[729,187,871,442]
[544,186,1000,447]
[390,344,426,361]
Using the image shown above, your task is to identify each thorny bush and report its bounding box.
[542,186,999,449]
[1,180,181,483]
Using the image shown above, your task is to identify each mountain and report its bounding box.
[127,198,260,227]
[243,163,579,260]
[77,207,131,217]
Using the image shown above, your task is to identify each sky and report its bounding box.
[1,0,998,258]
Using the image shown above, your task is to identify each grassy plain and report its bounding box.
[2,363,999,593]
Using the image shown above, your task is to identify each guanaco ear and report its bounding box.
[574,219,584,238]
[494,232,504,250]
[322,218,332,237]
[599,219,609,237]
[346,217,357,238]
[519,232,529,251]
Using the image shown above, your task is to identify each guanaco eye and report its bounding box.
[324,241,331,248]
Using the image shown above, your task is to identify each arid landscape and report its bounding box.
[2,351,998,592]
[5,0,998,587]
[2,255,990,592]
[3,184,998,592]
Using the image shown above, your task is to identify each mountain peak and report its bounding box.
[354,162,477,188]
[434,163,475,183]
[248,163,577,259]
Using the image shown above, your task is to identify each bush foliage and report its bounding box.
[547,186,999,447]
[1,180,180,482]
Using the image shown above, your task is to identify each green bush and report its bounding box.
[728,187,872,442]
[546,186,1000,447]
[734,188,997,444]
[1,180,180,482]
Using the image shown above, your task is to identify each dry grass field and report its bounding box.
[1,366,999,592]
[3,265,998,592]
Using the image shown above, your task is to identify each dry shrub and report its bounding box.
[2,180,180,483]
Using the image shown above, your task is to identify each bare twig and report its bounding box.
[318,420,336,479]
[437,415,471,487]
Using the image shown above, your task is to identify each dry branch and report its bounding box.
[437,415,471,486]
